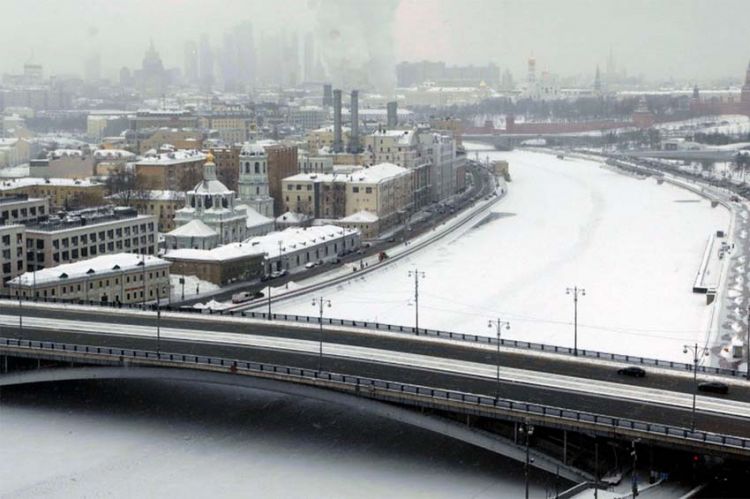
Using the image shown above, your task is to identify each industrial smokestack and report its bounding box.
[323,83,333,108]
[387,101,398,128]
[333,89,343,153]
[349,89,360,154]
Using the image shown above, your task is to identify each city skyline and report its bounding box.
[1,0,749,86]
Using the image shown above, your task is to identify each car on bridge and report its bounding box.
[698,381,729,395]
[617,366,646,377]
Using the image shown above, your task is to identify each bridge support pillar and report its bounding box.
[563,430,568,465]
[2,355,6,374]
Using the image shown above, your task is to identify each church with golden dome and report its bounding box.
[165,152,273,250]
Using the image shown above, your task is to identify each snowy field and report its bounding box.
[276,149,729,362]
[0,380,554,498]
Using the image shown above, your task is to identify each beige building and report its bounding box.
[0,178,106,210]
[0,196,48,224]
[9,253,171,304]
[306,125,351,153]
[134,150,206,191]
[108,190,186,232]
[282,163,412,234]
[139,129,204,155]
[164,244,265,286]
[0,224,26,295]
[0,138,31,168]
[25,207,158,271]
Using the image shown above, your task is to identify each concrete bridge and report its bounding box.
[2,301,750,482]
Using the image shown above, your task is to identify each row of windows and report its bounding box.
[0,205,45,221]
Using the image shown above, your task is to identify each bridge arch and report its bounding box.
[0,365,589,481]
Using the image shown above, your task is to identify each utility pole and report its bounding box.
[594,439,599,499]
[488,318,510,398]
[683,342,710,432]
[518,420,534,499]
[141,252,147,307]
[408,269,426,332]
[746,305,750,380]
[631,439,640,497]
[566,286,586,355]
[312,296,331,372]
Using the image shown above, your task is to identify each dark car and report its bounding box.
[617,366,646,378]
[698,381,729,395]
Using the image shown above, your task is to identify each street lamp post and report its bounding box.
[746,305,750,380]
[312,296,331,372]
[631,439,640,497]
[408,269,426,333]
[683,342,710,432]
[518,420,534,499]
[156,283,161,357]
[488,318,510,398]
[565,286,586,356]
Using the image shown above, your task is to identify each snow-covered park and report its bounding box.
[276,149,729,362]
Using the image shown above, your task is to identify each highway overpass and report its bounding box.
[1,301,749,474]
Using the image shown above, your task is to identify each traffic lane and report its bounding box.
[1,325,748,439]
[2,305,749,403]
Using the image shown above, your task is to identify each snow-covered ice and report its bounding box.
[0,380,554,498]
[275,150,729,362]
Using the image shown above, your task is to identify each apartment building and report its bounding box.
[0,224,26,295]
[25,206,157,271]
[8,253,171,304]
[107,190,185,232]
[0,178,106,210]
[0,195,49,225]
[282,162,412,234]
[134,150,206,191]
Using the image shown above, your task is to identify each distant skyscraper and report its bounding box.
[184,40,198,84]
[234,21,257,88]
[135,41,166,98]
[594,65,602,93]
[221,32,240,91]
[199,33,214,91]
[303,32,315,83]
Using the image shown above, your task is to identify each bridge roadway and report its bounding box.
[2,302,750,443]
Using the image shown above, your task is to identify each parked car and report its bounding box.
[698,381,729,395]
[305,261,316,269]
[617,366,646,378]
[270,269,288,279]
[232,291,263,304]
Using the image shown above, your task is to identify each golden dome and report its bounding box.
[205,151,215,164]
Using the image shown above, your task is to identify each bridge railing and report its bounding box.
[1,296,746,379]
[1,336,749,454]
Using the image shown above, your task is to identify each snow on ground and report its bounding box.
[0,380,552,498]
[170,274,218,301]
[276,149,729,362]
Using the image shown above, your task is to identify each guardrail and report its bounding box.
[1,297,747,379]
[1,336,748,454]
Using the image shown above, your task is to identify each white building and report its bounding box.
[238,142,274,218]
[167,152,249,249]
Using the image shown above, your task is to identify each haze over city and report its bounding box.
[3,0,750,497]
[1,0,749,84]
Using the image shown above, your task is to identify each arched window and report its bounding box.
[254,162,260,174]
[222,197,228,208]
[205,196,212,209]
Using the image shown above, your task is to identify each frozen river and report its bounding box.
[0,380,556,497]
[277,149,729,362]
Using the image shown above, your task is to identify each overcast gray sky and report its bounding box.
[1,0,748,83]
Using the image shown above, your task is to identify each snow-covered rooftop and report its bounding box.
[9,253,169,286]
[0,177,102,191]
[136,150,206,166]
[340,210,379,223]
[167,219,217,238]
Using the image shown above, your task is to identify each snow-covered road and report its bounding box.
[276,150,729,362]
